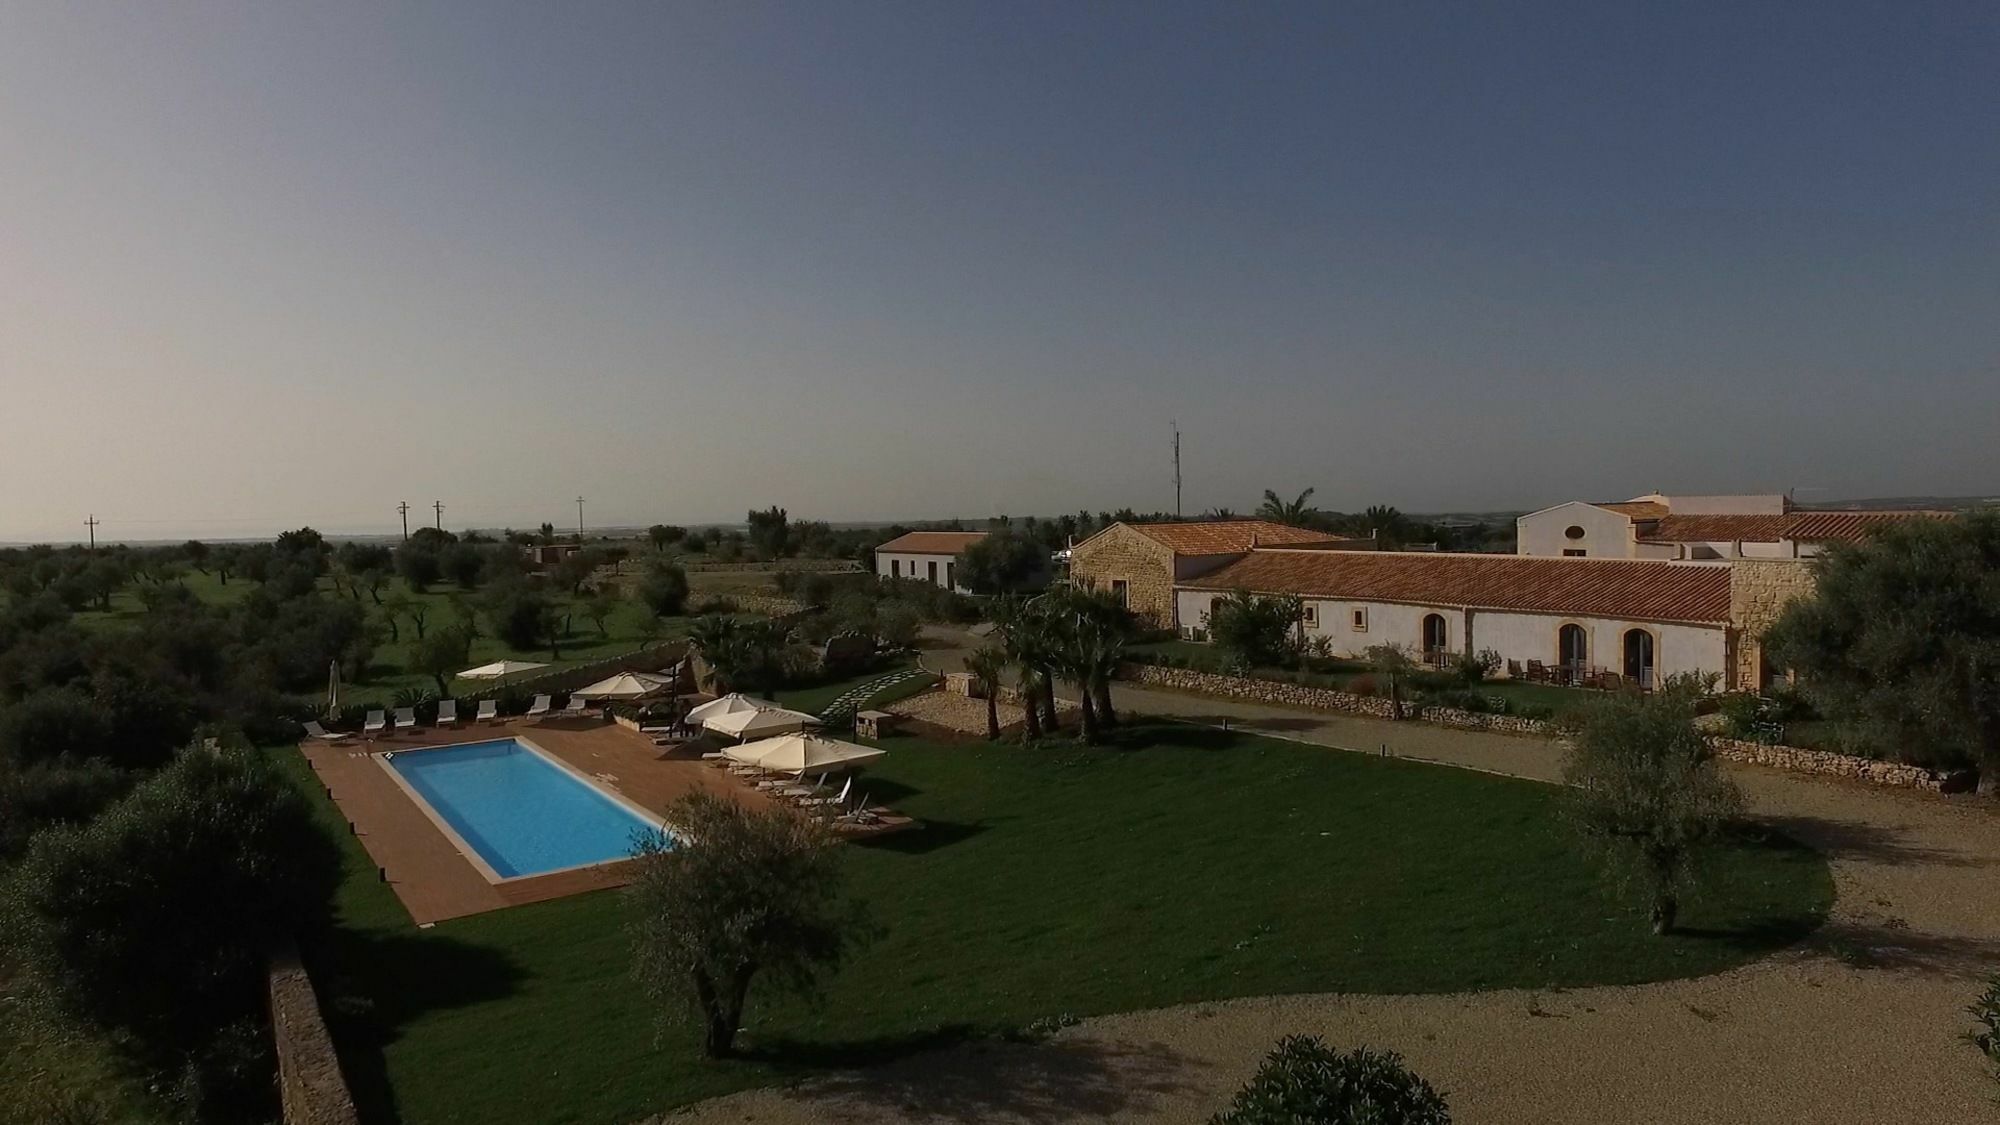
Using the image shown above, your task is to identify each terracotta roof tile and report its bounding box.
[1182,550,1733,624]
[1123,520,1348,555]
[1637,511,1949,544]
[875,531,988,555]
[1593,501,1670,519]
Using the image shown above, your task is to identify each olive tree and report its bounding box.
[1764,513,2000,787]
[1562,675,1742,934]
[1212,1034,1450,1125]
[628,793,869,1057]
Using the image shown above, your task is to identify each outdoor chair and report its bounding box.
[559,696,589,716]
[476,699,499,723]
[1506,659,1525,679]
[436,699,459,726]
[392,707,417,732]
[525,694,552,719]
[302,720,351,743]
[362,710,387,736]
[1525,660,1548,683]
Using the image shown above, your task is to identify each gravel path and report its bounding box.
[668,636,2000,1124]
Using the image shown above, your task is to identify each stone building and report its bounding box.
[1067,519,1370,629]
[1171,547,1822,692]
[1517,493,1947,560]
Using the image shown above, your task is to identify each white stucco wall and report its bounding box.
[1516,502,1635,558]
[876,551,967,592]
[1173,589,1729,684]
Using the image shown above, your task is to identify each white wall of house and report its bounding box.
[1516,502,1636,558]
[876,551,967,592]
[1173,588,1728,684]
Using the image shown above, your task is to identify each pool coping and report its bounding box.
[375,734,675,886]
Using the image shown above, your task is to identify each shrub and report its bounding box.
[1211,1035,1451,1125]
[693,595,739,615]
[1346,674,1378,697]
[1972,976,2000,1085]
[1208,589,1302,670]
[874,602,923,648]
[638,562,690,618]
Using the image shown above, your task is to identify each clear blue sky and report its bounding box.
[3,2,1995,541]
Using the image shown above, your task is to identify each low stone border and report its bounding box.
[269,945,358,1125]
[1118,662,1956,793]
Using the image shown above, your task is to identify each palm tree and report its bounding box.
[1256,488,1319,527]
[1363,504,1411,545]
[963,647,1008,740]
[991,596,1052,739]
[1200,506,1237,520]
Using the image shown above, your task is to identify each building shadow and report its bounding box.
[308,926,526,1125]
[755,1034,1212,1124]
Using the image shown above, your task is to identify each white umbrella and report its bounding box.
[683,693,778,724]
[458,659,549,682]
[326,660,341,721]
[726,733,885,775]
[574,671,675,701]
[703,706,822,740]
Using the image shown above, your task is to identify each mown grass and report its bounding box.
[280,719,1833,1125]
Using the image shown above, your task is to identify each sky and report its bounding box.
[2,2,1996,543]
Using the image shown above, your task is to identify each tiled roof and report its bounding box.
[875,531,988,555]
[1592,501,1670,519]
[1638,511,1949,545]
[1123,520,1346,555]
[1181,550,1733,624]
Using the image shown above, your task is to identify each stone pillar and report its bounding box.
[1726,560,1819,691]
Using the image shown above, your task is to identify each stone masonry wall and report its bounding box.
[269,948,358,1125]
[1119,662,1952,792]
[1069,526,1177,628]
[1727,560,1819,690]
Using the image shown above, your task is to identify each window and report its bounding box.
[1622,629,1655,690]
[927,560,938,584]
[1301,603,1318,627]
[891,559,901,578]
[1562,548,1587,557]
[1564,525,1586,540]
[1110,579,1129,607]
[944,561,954,588]
[1351,607,1368,631]
[1558,623,1589,678]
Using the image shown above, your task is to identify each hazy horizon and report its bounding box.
[6,3,1996,544]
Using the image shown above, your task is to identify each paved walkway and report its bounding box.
[672,629,2000,1124]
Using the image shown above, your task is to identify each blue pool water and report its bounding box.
[386,739,668,878]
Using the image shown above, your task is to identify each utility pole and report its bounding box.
[575,496,586,539]
[397,501,410,541]
[1171,421,1183,519]
[432,500,443,530]
[84,514,99,552]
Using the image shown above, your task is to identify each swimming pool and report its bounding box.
[383,738,669,880]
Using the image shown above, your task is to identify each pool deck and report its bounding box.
[299,718,780,925]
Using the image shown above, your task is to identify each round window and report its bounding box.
[1564,525,1586,540]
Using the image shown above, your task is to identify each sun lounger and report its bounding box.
[436,699,459,726]
[525,694,552,719]
[302,720,351,742]
[474,699,497,723]
[800,777,852,808]
[560,696,588,716]
[363,710,387,736]
[393,707,417,732]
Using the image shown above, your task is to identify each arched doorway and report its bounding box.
[1623,629,1655,690]
[1420,613,1448,665]
[1558,624,1588,685]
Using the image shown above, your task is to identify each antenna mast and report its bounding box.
[1171,421,1183,519]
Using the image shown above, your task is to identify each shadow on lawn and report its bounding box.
[857,818,992,855]
[751,1032,1212,1123]
[311,926,526,1125]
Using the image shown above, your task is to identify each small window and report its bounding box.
[927,560,938,583]
[1351,607,1368,631]
[1110,579,1129,607]
[891,559,901,578]
[1564,525,1586,540]
[1302,604,1319,627]
[1562,548,1587,557]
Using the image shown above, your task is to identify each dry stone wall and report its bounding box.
[1119,662,1957,793]
[1727,560,1820,690]
[269,949,358,1125]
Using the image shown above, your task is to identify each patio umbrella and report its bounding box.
[683,693,780,724]
[702,705,822,740]
[726,733,885,775]
[573,671,675,701]
[458,659,549,684]
[325,659,341,721]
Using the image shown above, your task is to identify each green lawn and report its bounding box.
[282,720,1832,1125]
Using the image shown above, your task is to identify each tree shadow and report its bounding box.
[1799,919,2000,978]
[1756,813,1993,869]
[306,926,526,1125]
[751,1034,1213,1123]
